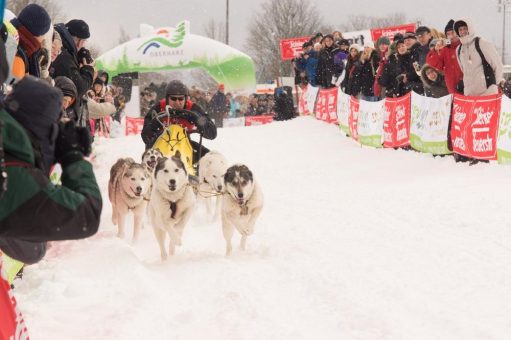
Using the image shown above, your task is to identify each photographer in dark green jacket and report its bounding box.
[0,76,102,264]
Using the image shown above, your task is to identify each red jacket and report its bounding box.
[426,40,463,94]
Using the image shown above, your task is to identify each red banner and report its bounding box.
[451,94,501,160]
[349,96,360,142]
[314,88,338,123]
[383,93,411,148]
[298,86,310,115]
[245,115,274,126]
[279,36,311,61]
[370,23,417,42]
[125,117,145,136]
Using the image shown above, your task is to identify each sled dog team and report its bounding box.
[108,148,264,260]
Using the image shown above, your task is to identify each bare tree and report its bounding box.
[246,0,323,82]
[202,18,226,43]
[339,12,413,32]
[118,26,132,45]
[7,0,65,23]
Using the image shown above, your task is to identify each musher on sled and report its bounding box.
[141,80,217,173]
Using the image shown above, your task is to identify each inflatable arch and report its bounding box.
[96,21,256,91]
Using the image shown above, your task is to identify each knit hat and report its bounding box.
[376,36,391,47]
[444,19,455,35]
[17,4,51,37]
[218,83,225,90]
[338,39,350,46]
[54,76,77,99]
[4,76,63,172]
[363,40,375,49]
[349,44,362,52]
[65,19,90,39]
[93,77,104,87]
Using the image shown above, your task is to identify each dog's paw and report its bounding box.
[117,232,125,239]
[225,245,232,256]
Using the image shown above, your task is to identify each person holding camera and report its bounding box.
[425,19,463,94]
[52,19,94,103]
[0,76,102,267]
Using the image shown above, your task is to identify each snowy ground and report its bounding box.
[13,117,511,340]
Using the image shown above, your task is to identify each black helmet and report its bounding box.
[165,80,189,97]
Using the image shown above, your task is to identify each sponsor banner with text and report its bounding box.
[125,116,145,136]
[245,115,274,126]
[357,99,385,148]
[410,92,452,154]
[314,88,338,123]
[370,23,417,42]
[451,93,501,160]
[349,96,360,142]
[383,93,411,148]
[279,36,311,61]
[337,90,351,136]
[497,95,511,164]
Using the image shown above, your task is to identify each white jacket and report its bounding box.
[455,18,503,96]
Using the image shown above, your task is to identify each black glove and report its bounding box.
[55,121,90,167]
[77,47,93,64]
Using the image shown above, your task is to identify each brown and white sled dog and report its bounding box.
[108,158,151,242]
[148,156,196,261]
[141,148,164,172]
[222,164,264,256]
[198,151,229,220]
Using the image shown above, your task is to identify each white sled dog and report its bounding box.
[198,151,229,219]
[148,155,196,261]
[222,164,264,256]
[141,148,164,172]
[108,158,151,242]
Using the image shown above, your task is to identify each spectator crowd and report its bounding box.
[292,20,510,100]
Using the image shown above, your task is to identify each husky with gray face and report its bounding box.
[148,156,196,261]
[221,164,264,256]
[108,158,151,243]
[141,148,164,172]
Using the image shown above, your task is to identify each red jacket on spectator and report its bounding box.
[426,40,463,94]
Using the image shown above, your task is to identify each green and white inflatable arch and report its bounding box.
[96,21,256,91]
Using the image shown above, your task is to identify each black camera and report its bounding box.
[77,47,93,64]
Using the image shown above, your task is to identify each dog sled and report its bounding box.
[151,106,205,176]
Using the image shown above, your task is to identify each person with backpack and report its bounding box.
[454,18,504,96]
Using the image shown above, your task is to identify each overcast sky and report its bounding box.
[52,0,509,62]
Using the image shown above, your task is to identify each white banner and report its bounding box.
[342,30,373,47]
[410,92,452,154]
[497,95,511,164]
[357,99,385,147]
[306,86,319,115]
[337,89,351,135]
[223,117,246,127]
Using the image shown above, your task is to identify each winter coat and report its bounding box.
[426,39,463,94]
[141,99,217,147]
[51,24,94,100]
[417,39,433,68]
[0,108,101,244]
[379,52,422,97]
[317,46,341,88]
[304,51,319,87]
[420,65,450,98]
[341,54,361,95]
[87,98,116,119]
[455,18,504,96]
[358,50,380,97]
[208,91,230,118]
